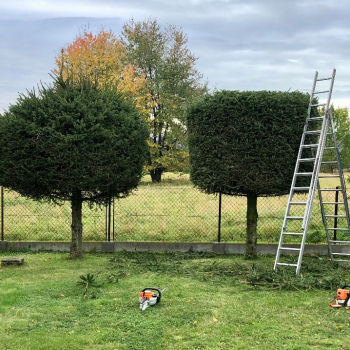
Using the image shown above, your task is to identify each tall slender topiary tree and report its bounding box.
[0,76,149,258]
[187,90,317,255]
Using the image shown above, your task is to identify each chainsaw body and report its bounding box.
[330,285,350,308]
[139,287,166,311]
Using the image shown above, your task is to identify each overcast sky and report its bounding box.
[1,0,349,113]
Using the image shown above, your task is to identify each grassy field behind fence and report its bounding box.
[1,172,349,243]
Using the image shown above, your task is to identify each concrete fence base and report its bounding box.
[0,241,345,256]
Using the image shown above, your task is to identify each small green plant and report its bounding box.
[77,273,98,298]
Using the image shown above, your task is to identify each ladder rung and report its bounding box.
[327,228,349,231]
[332,253,350,257]
[295,172,313,176]
[286,216,304,220]
[290,202,307,205]
[298,158,315,162]
[318,175,340,178]
[321,161,338,164]
[313,90,329,94]
[325,215,347,218]
[282,232,304,235]
[310,103,326,107]
[305,130,321,134]
[293,187,310,191]
[329,240,350,244]
[279,247,301,251]
[333,259,350,262]
[319,188,342,191]
[302,144,319,148]
[276,263,298,267]
[317,77,332,81]
[323,202,344,205]
[308,117,324,121]
[324,147,336,150]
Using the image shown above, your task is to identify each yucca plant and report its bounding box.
[78,273,97,298]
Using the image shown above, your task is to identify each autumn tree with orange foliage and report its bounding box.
[55,29,147,112]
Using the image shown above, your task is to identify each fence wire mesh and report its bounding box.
[1,174,341,244]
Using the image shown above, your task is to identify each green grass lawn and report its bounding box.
[1,251,350,349]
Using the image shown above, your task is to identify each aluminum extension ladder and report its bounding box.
[274,69,350,274]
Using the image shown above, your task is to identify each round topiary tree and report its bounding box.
[187,90,317,256]
[0,77,149,258]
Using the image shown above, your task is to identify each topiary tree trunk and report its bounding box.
[246,193,258,256]
[70,189,83,259]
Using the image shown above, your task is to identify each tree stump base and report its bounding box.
[1,257,24,266]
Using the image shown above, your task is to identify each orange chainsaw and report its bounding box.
[330,285,350,308]
[139,287,167,311]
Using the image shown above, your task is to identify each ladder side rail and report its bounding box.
[274,227,285,270]
[307,71,319,116]
[325,69,336,110]
[296,118,329,273]
[317,180,334,260]
[297,167,327,274]
[336,147,350,229]
[274,126,310,271]
[302,115,330,230]
[281,126,308,231]
[300,71,325,229]
[329,111,350,230]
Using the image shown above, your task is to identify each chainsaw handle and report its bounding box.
[342,285,350,289]
[141,288,162,303]
[330,295,340,307]
[142,287,162,294]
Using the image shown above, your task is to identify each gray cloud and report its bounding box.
[0,0,349,112]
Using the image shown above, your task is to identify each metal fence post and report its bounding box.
[1,186,3,241]
[112,196,115,241]
[218,192,222,242]
[105,196,112,242]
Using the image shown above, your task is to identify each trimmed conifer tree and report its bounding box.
[0,76,149,258]
[187,90,317,256]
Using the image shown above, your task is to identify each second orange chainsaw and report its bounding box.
[330,285,350,308]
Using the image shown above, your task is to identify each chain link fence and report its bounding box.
[1,175,339,244]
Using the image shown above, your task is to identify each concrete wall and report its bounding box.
[0,240,346,255]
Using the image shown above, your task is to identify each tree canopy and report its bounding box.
[121,18,208,181]
[320,105,350,171]
[55,29,147,112]
[0,76,149,258]
[55,19,207,183]
[187,90,316,255]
